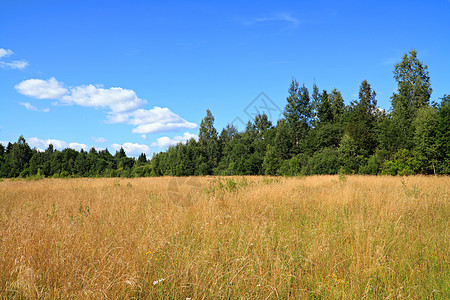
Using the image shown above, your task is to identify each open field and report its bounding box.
[0,176,448,299]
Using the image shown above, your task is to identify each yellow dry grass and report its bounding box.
[0,175,448,299]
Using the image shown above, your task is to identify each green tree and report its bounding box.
[345,80,379,155]
[391,50,432,149]
[311,81,321,126]
[303,147,339,175]
[137,153,147,165]
[283,79,311,151]
[0,143,5,177]
[381,148,420,176]
[317,90,333,124]
[263,145,280,175]
[9,136,33,177]
[74,150,89,176]
[273,119,293,161]
[338,134,364,174]
[413,106,439,174]
[435,95,450,174]
[198,109,219,174]
[254,113,272,134]
[330,88,345,123]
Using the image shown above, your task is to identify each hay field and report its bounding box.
[0,176,448,299]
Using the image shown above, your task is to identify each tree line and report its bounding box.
[1,50,448,178]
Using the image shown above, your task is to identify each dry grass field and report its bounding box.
[0,175,448,299]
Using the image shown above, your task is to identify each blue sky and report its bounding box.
[1,0,449,157]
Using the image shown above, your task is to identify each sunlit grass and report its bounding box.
[0,176,448,298]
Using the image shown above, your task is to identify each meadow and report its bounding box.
[0,175,448,299]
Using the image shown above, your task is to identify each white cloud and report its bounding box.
[0,48,13,59]
[0,48,28,69]
[111,142,151,157]
[28,137,88,151]
[19,102,49,112]
[20,102,50,112]
[128,107,189,126]
[0,141,9,146]
[108,107,197,134]
[15,77,146,113]
[151,132,198,148]
[0,60,29,69]
[15,78,68,99]
[20,102,38,111]
[69,142,89,151]
[140,134,147,139]
[16,77,196,135]
[92,136,107,143]
[132,121,197,134]
[61,84,146,113]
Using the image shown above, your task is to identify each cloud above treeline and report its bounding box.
[107,107,197,134]
[15,77,145,112]
[151,132,198,148]
[14,77,198,134]
[111,142,151,157]
[28,137,88,152]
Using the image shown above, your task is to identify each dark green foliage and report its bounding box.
[330,88,345,123]
[391,50,432,150]
[413,106,439,174]
[311,81,321,125]
[283,79,311,153]
[198,109,219,174]
[338,134,364,174]
[303,147,340,175]
[9,136,33,177]
[381,149,420,176]
[435,95,450,173]
[344,80,379,155]
[359,154,383,175]
[318,90,333,124]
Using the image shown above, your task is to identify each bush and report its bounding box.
[359,155,382,175]
[381,149,420,176]
[303,147,339,175]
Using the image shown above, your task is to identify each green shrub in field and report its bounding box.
[382,149,420,175]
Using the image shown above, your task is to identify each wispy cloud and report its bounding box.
[20,102,38,111]
[20,102,50,112]
[0,60,29,69]
[0,48,28,69]
[0,48,13,59]
[243,13,301,32]
[92,136,107,143]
